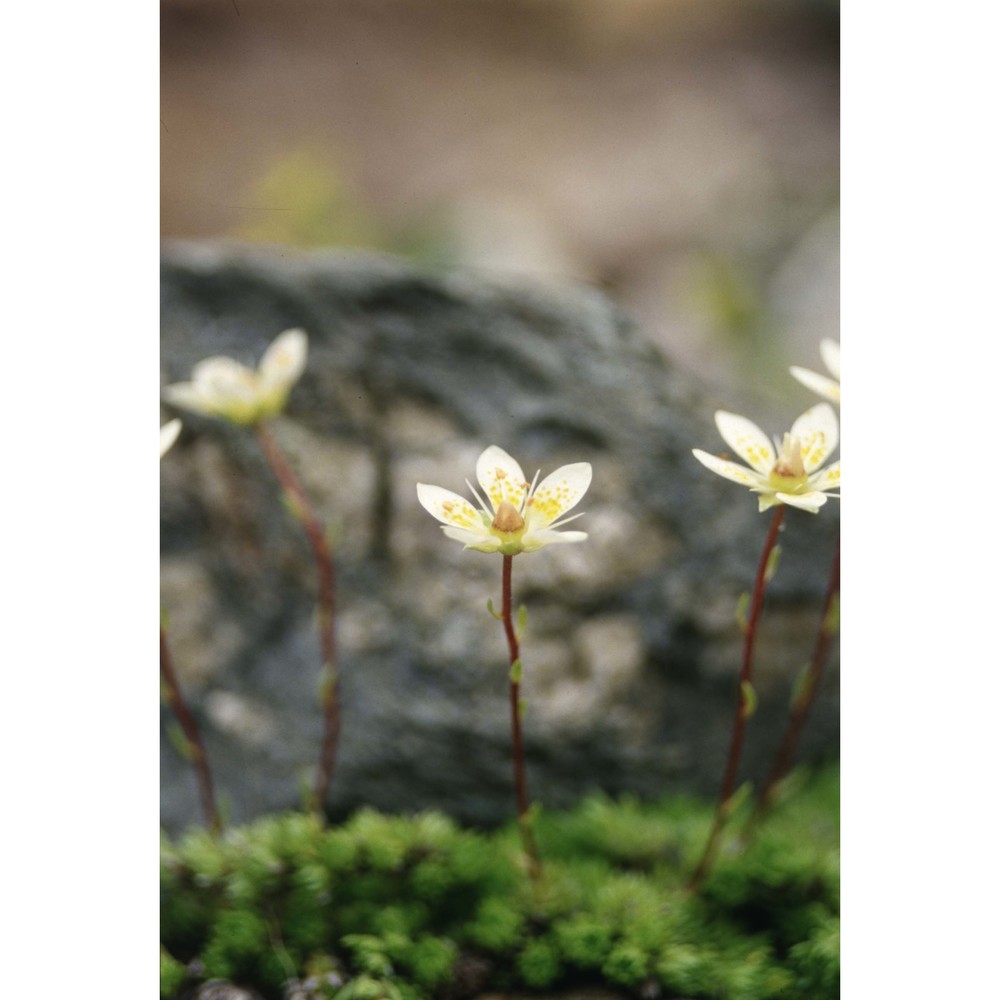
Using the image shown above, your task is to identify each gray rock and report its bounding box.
[160,242,839,834]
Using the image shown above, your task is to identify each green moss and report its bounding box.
[159,947,186,998]
[161,764,839,1000]
[518,938,562,988]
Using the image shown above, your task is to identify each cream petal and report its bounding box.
[259,328,308,393]
[776,490,828,513]
[163,382,214,417]
[476,446,529,513]
[692,449,767,489]
[521,528,588,551]
[524,462,592,529]
[442,525,501,551]
[757,493,783,512]
[790,403,839,473]
[159,419,182,457]
[416,483,489,532]
[809,461,841,493]
[714,412,776,475]
[790,366,840,405]
[820,339,840,380]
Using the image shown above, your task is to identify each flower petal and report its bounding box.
[159,419,182,458]
[790,366,840,405]
[714,412,775,475]
[524,462,592,529]
[521,528,588,551]
[820,339,840,380]
[692,449,767,489]
[416,483,489,532]
[790,403,838,473]
[163,382,216,417]
[442,525,501,551]
[776,490,829,513]
[809,460,841,493]
[477,446,529,513]
[259,328,308,394]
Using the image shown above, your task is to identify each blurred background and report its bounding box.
[161,0,839,403]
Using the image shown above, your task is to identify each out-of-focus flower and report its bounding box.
[160,419,182,458]
[692,404,840,513]
[790,339,840,404]
[163,329,308,426]
[417,445,592,555]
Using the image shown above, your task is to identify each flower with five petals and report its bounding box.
[790,339,840,405]
[692,403,840,513]
[417,445,592,555]
[163,328,308,426]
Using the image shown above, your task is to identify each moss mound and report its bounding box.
[161,767,838,999]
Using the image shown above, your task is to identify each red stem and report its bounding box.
[255,423,339,821]
[753,538,840,820]
[501,554,542,879]
[688,504,785,891]
[160,627,222,834]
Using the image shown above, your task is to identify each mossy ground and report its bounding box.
[161,765,838,999]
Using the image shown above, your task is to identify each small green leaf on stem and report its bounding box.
[316,664,338,705]
[166,721,195,762]
[823,594,841,635]
[764,544,782,583]
[486,598,502,621]
[790,662,815,710]
[516,604,528,638]
[721,780,753,819]
[509,658,523,683]
[280,491,307,524]
[740,680,758,719]
[736,592,750,634]
[160,607,170,630]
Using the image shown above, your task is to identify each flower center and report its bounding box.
[768,433,808,489]
[491,500,525,534]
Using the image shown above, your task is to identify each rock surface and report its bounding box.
[160,242,839,834]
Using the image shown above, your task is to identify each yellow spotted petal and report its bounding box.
[790,403,838,473]
[476,446,529,513]
[714,412,776,475]
[790,366,840,404]
[524,462,592,529]
[160,419,182,458]
[259,328,308,394]
[416,483,489,532]
[809,460,841,493]
[820,339,840,380]
[692,449,767,489]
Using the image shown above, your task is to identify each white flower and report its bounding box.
[790,339,840,404]
[692,403,840,513]
[160,419,182,458]
[163,328,308,426]
[417,445,592,555]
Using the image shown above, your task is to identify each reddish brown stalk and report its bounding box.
[501,554,542,880]
[687,504,785,891]
[255,423,339,821]
[752,538,840,824]
[160,627,222,834]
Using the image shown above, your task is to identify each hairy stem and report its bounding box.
[255,423,339,821]
[752,538,840,824]
[160,627,222,834]
[688,504,785,891]
[501,554,542,880]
